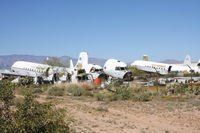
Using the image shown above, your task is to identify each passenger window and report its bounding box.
[115,67,120,70]
[120,67,125,70]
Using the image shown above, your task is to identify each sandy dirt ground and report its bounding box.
[39,95,200,133]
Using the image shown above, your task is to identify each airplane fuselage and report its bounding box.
[11,61,51,77]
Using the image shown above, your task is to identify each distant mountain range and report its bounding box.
[0,55,107,69]
[0,54,186,69]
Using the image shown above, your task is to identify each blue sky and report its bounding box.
[0,0,199,62]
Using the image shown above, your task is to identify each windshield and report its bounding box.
[115,67,128,71]
[90,68,103,73]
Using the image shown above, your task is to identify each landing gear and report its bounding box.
[34,76,43,85]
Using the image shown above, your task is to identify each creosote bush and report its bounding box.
[132,88,151,102]
[48,86,65,96]
[115,86,132,100]
[0,80,70,133]
[167,83,200,96]
[66,84,93,97]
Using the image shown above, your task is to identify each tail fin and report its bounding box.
[76,52,88,69]
[70,59,74,70]
[184,55,191,65]
[197,59,200,66]
[142,55,148,61]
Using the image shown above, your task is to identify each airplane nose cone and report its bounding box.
[123,72,133,81]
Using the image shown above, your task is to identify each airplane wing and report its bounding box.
[0,69,36,77]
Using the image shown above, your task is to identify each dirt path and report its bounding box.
[39,95,200,133]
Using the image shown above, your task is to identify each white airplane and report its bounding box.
[131,60,171,75]
[0,61,60,84]
[131,55,200,75]
[70,52,106,84]
[103,59,133,81]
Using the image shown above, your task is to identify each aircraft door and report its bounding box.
[168,66,172,72]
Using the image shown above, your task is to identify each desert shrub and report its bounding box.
[105,93,118,101]
[167,83,187,95]
[0,81,70,133]
[48,87,65,96]
[96,106,108,112]
[13,97,24,107]
[132,88,151,102]
[95,93,105,101]
[115,86,132,100]
[70,87,84,96]
[82,90,93,97]
[31,87,44,94]
[81,83,95,91]
[129,67,148,79]
[0,80,16,133]
[67,84,93,97]
[18,77,34,86]
[166,83,200,95]
[187,86,200,95]
[158,88,168,96]
[66,84,80,90]
[15,84,49,96]
[15,93,70,133]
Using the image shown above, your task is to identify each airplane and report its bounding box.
[70,52,107,84]
[103,59,133,81]
[131,55,200,75]
[0,61,60,84]
[170,55,200,74]
[131,60,171,75]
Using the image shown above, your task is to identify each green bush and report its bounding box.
[32,88,44,94]
[15,93,70,133]
[115,86,132,100]
[67,84,93,97]
[166,83,198,95]
[186,86,200,95]
[48,87,65,96]
[105,93,118,101]
[18,77,34,86]
[96,106,108,112]
[132,88,151,102]
[0,81,16,133]
[13,97,24,106]
[69,87,84,96]
[95,93,105,101]
[0,81,70,133]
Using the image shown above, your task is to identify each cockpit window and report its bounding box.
[115,67,127,71]
[90,68,103,73]
[115,67,120,70]
[94,69,103,72]
[198,63,200,66]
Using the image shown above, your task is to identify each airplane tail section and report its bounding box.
[184,55,191,65]
[76,52,88,69]
[70,59,74,70]
[197,59,200,66]
[142,55,148,61]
